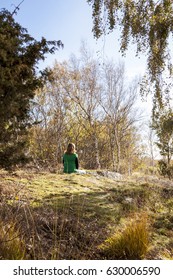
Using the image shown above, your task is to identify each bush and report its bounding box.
[99,214,149,259]
[158,160,173,179]
[167,166,173,179]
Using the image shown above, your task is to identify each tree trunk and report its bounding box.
[109,137,116,171]
[114,129,121,173]
[94,134,101,169]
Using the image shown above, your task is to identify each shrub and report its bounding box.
[99,214,149,259]
[158,160,168,177]
[0,220,25,260]
[158,160,173,179]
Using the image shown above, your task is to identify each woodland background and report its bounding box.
[0,1,173,260]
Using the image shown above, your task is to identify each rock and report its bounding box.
[124,197,133,203]
[85,170,123,180]
[96,170,123,180]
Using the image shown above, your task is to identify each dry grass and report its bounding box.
[99,214,150,259]
[0,170,173,259]
[0,219,25,260]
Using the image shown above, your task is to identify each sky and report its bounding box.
[0,0,151,115]
[1,0,147,75]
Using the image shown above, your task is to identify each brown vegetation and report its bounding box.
[0,170,173,260]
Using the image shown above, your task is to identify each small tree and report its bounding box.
[153,111,173,165]
[0,9,62,169]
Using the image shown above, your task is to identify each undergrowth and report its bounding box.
[0,219,25,260]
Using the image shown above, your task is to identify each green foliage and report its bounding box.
[158,160,168,177]
[99,214,150,259]
[158,160,173,179]
[152,109,173,165]
[0,9,62,169]
[87,0,173,109]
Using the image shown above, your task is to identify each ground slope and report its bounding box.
[0,170,173,259]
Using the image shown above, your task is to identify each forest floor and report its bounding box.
[0,169,173,260]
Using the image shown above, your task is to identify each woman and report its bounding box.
[63,143,79,173]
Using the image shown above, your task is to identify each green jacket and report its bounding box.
[63,153,78,173]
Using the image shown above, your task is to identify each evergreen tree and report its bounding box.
[0,9,62,169]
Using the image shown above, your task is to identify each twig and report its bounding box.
[11,0,25,16]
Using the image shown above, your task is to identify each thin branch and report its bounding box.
[11,0,25,16]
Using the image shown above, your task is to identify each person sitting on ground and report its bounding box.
[63,143,79,173]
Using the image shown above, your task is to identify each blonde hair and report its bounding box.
[65,143,76,154]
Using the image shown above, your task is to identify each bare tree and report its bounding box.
[53,50,103,169]
[29,46,144,173]
[100,61,140,172]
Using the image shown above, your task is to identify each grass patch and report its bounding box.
[99,214,150,259]
[0,219,25,260]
